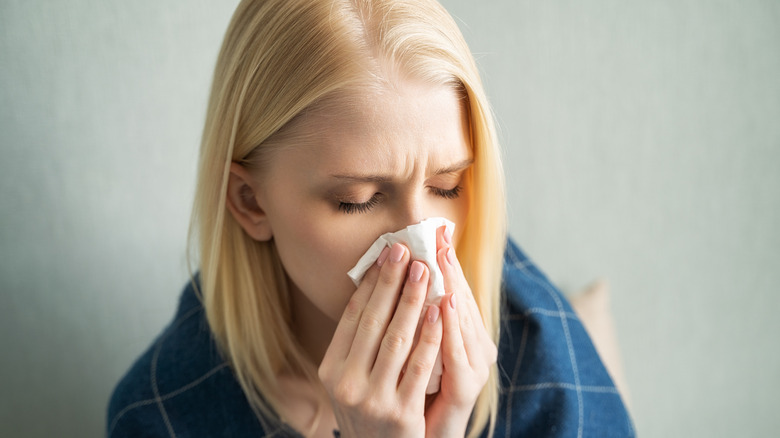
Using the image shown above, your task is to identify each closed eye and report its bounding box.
[429,185,462,199]
[337,185,461,214]
[338,194,381,214]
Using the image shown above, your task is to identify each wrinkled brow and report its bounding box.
[329,158,473,182]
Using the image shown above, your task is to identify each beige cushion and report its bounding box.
[569,279,631,408]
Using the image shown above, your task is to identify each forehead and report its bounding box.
[293,80,472,176]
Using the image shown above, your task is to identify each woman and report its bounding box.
[108,0,633,436]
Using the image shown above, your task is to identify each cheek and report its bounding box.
[458,198,469,242]
[436,192,469,245]
[452,197,469,231]
[273,209,382,320]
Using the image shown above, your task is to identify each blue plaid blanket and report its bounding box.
[488,239,634,437]
[108,239,634,437]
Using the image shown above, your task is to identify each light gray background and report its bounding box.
[1,1,778,437]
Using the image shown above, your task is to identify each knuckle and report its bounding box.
[449,344,468,362]
[408,358,434,377]
[363,396,386,419]
[342,296,362,323]
[333,379,362,407]
[381,330,407,354]
[419,330,441,347]
[385,404,408,425]
[399,288,424,307]
[358,311,384,333]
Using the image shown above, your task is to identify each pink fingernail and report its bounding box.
[409,261,425,283]
[449,293,457,310]
[446,248,456,265]
[427,305,440,324]
[376,247,390,266]
[390,243,406,263]
[443,228,452,245]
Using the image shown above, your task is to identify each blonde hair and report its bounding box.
[188,0,506,436]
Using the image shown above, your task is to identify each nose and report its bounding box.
[391,192,428,231]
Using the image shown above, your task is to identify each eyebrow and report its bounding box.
[329,158,474,182]
[432,158,474,175]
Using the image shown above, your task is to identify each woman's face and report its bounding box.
[257,79,472,321]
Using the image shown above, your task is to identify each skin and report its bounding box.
[227,77,497,437]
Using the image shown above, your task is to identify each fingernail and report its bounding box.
[376,247,390,266]
[390,243,405,263]
[446,248,456,265]
[443,228,452,245]
[409,261,425,283]
[427,305,440,324]
[449,293,457,310]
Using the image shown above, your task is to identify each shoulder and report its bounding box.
[492,238,635,437]
[106,279,267,437]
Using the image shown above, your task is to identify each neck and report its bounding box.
[288,281,338,366]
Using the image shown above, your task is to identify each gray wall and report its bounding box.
[1,1,778,437]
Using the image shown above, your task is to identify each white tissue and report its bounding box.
[347,217,455,301]
[347,217,455,394]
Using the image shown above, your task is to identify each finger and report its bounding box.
[437,246,480,363]
[323,248,389,363]
[346,243,410,371]
[439,293,469,378]
[436,242,490,334]
[465,289,491,337]
[398,303,442,401]
[436,243,471,312]
[372,260,430,384]
[438,244,466,285]
[435,229,479,327]
[436,225,451,253]
[461,291,497,368]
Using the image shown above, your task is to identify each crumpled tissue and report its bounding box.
[347,217,455,298]
[347,217,455,394]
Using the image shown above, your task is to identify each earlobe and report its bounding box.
[225,162,273,241]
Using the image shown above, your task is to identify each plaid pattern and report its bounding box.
[487,240,634,437]
[108,239,633,437]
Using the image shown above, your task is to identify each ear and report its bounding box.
[225,162,273,241]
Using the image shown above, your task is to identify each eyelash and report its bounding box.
[337,185,462,214]
[338,195,381,214]
[430,185,462,199]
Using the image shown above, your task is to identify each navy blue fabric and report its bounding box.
[108,239,634,437]
[487,240,634,437]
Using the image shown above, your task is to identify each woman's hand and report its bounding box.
[319,230,497,438]
[423,227,498,438]
[319,243,444,438]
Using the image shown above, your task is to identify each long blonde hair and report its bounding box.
[188,0,506,436]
